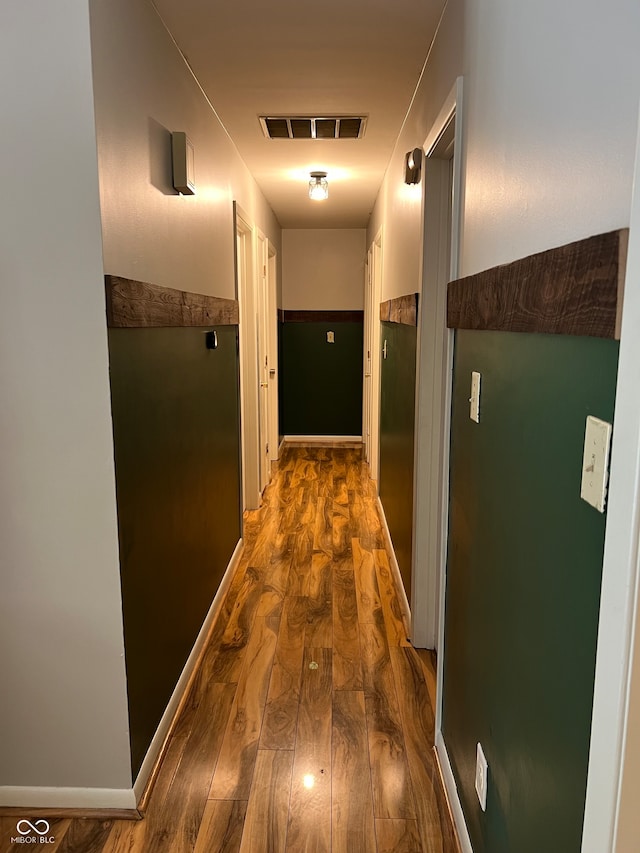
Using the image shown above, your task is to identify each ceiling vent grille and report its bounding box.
[260,116,366,140]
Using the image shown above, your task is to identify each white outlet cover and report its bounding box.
[475,742,488,812]
[580,415,612,513]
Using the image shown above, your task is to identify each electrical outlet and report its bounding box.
[475,742,488,812]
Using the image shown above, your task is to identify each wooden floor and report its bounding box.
[0,446,458,853]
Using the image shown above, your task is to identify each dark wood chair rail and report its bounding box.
[447,229,628,339]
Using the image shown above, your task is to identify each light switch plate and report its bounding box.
[475,742,488,812]
[327,331,335,343]
[580,416,613,513]
[470,371,481,423]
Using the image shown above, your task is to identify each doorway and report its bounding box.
[267,241,279,471]
[363,229,383,485]
[255,230,279,493]
[235,204,260,511]
[411,79,463,660]
[235,209,279,511]
[256,230,270,493]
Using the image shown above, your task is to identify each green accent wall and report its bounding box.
[279,320,363,435]
[108,326,241,776]
[443,329,619,853]
[379,320,417,603]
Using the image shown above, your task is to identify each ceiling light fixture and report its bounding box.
[309,171,329,201]
[404,147,423,184]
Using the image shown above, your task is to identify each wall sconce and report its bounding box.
[309,171,329,200]
[404,147,423,184]
[172,132,196,195]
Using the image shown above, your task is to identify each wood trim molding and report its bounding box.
[379,293,419,326]
[447,229,628,339]
[281,310,364,323]
[105,275,239,328]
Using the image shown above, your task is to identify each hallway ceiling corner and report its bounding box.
[151,0,447,229]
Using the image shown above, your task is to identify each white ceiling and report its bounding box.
[152,0,446,229]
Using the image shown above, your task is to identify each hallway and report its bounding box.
[0,446,457,853]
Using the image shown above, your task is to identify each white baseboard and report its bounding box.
[0,786,136,810]
[376,496,412,637]
[133,538,244,801]
[435,730,474,853]
[283,435,362,444]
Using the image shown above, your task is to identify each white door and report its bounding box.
[235,205,261,511]
[256,231,270,492]
[363,230,383,484]
[362,250,373,462]
[411,80,463,662]
[266,243,279,467]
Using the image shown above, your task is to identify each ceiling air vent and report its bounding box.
[260,116,367,140]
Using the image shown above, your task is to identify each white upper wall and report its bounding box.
[282,229,366,310]
[0,0,131,797]
[369,0,640,288]
[461,0,640,276]
[89,0,281,300]
[367,0,463,301]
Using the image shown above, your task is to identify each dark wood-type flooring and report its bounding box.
[0,445,459,853]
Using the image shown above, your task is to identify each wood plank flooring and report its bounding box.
[0,446,458,853]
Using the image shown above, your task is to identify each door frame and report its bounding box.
[255,228,270,493]
[582,118,640,853]
[410,78,463,668]
[363,228,383,485]
[234,202,261,511]
[266,240,279,470]
[362,251,372,464]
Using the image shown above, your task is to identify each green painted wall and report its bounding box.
[279,321,363,435]
[379,321,417,604]
[443,330,619,853]
[108,326,241,775]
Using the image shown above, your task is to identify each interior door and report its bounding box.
[363,250,373,462]
[235,205,260,511]
[256,231,270,493]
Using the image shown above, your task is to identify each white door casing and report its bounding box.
[409,77,463,695]
[583,109,640,853]
[256,229,270,493]
[363,250,373,463]
[235,203,261,511]
[267,241,279,468]
[364,229,383,486]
